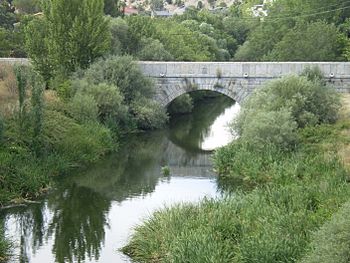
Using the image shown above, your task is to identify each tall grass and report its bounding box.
[123,138,350,262]
[0,227,11,263]
[299,201,350,263]
[124,74,350,262]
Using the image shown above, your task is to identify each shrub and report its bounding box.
[84,56,155,103]
[0,115,4,144]
[235,75,340,130]
[238,108,298,150]
[81,56,168,130]
[167,94,194,115]
[124,156,350,263]
[137,38,174,61]
[78,82,127,122]
[43,110,113,164]
[300,201,350,263]
[132,98,168,130]
[69,93,99,124]
[300,66,326,84]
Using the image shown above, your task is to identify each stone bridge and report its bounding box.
[1,59,350,106]
[139,62,350,106]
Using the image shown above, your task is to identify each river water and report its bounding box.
[1,96,240,263]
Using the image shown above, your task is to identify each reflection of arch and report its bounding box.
[155,77,250,107]
[167,95,236,153]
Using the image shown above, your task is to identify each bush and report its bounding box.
[0,115,4,144]
[236,75,340,130]
[124,154,350,263]
[69,93,99,124]
[300,66,326,84]
[43,110,113,164]
[0,227,10,262]
[80,56,168,130]
[84,56,155,103]
[238,108,298,150]
[137,38,174,61]
[132,98,168,130]
[78,82,127,122]
[167,94,194,115]
[300,201,350,263]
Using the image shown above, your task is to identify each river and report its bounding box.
[1,96,240,263]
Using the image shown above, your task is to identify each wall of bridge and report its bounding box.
[1,59,349,106]
[139,61,350,106]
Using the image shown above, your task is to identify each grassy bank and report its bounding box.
[0,57,168,260]
[123,123,350,262]
[123,73,350,262]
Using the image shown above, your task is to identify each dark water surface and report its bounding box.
[1,96,240,263]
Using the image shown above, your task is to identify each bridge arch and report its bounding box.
[154,76,250,107]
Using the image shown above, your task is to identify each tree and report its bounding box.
[13,0,41,14]
[25,0,111,81]
[150,0,164,11]
[267,21,345,61]
[0,0,16,29]
[104,0,121,17]
[137,38,174,61]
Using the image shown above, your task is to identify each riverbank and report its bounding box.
[123,76,350,262]
[0,57,168,261]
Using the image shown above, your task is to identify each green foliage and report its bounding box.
[125,150,350,262]
[0,1,16,29]
[24,17,52,84]
[300,201,350,263]
[137,38,174,61]
[236,75,340,131]
[30,75,45,155]
[132,98,169,130]
[300,66,326,84]
[0,226,11,262]
[13,0,41,14]
[168,94,194,115]
[104,0,122,17]
[267,21,345,61]
[150,0,164,10]
[69,93,99,124]
[110,17,130,55]
[82,56,168,130]
[238,108,298,150]
[14,65,28,125]
[25,0,111,80]
[43,110,113,164]
[0,115,4,144]
[0,145,50,204]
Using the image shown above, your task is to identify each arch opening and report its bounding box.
[166,90,241,152]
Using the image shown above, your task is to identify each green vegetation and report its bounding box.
[300,201,350,263]
[25,0,110,82]
[0,57,166,260]
[0,228,10,263]
[167,94,194,115]
[2,0,350,62]
[124,73,350,262]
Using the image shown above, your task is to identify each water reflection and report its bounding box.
[2,95,238,263]
[169,96,238,152]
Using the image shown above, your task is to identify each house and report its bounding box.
[123,6,139,16]
[151,10,172,18]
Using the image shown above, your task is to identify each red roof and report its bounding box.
[124,6,139,15]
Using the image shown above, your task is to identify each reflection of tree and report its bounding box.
[0,202,47,263]
[47,184,110,263]
[1,95,231,263]
[73,132,168,201]
[169,94,234,152]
